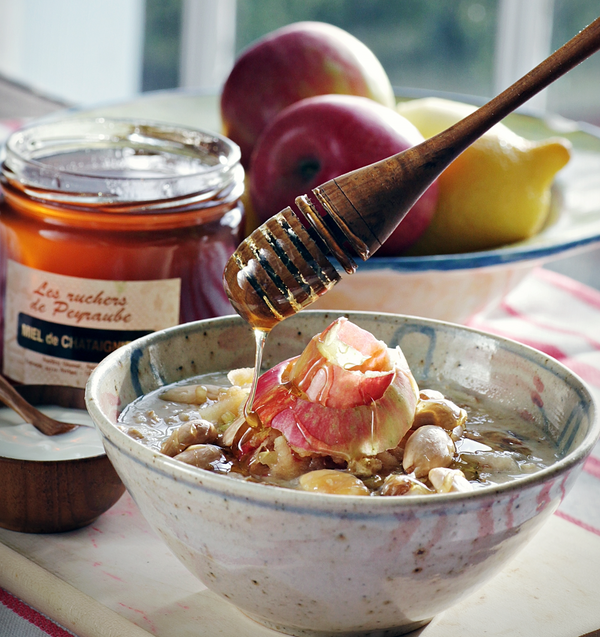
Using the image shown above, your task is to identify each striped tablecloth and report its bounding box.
[0,118,26,142]
[469,267,600,538]
[0,589,77,637]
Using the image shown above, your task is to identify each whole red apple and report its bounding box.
[248,94,439,255]
[221,21,395,168]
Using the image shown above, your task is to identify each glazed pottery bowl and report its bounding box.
[85,311,598,636]
[0,387,125,533]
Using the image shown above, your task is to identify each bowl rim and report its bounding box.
[0,452,108,466]
[0,452,107,467]
[85,310,599,514]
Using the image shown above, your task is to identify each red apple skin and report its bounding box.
[249,94,439,255]
[221,21,395,168]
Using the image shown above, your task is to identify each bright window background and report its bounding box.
[234,0,499,98]
[0,0,145,105]
[2,0,595,125]
[141,0,600,125]
[547,0,600,123]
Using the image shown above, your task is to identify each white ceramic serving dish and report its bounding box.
[75,90,600,323]
[85,310,599,636]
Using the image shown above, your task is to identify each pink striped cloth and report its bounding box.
[0,589,76,637]
[0,119,25,144]
[468,267,600,537]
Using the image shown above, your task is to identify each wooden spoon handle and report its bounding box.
[0,374,76,435]
[313,15,600,259]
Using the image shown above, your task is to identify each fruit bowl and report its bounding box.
[85,310,598,636]
[81,90,600,323]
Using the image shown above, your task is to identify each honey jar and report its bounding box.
[0,117,244,389]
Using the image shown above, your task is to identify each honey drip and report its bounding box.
[244,327,269,429]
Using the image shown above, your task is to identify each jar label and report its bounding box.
[3,261,181,388]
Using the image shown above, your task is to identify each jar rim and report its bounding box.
[1,117,243,205]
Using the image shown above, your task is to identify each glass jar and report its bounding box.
[0,117,244,389]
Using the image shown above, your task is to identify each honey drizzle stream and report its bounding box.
[244,328,269,428]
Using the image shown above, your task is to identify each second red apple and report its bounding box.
[249,94,439,256]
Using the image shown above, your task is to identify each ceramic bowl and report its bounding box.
[82,90,600,323]
[85,311,598,637]
[0,387,125,533]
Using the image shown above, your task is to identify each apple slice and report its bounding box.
[251,318,419,461]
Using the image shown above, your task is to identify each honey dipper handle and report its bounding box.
[313,15,600,259]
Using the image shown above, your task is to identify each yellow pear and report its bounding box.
[396,97,571,254]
